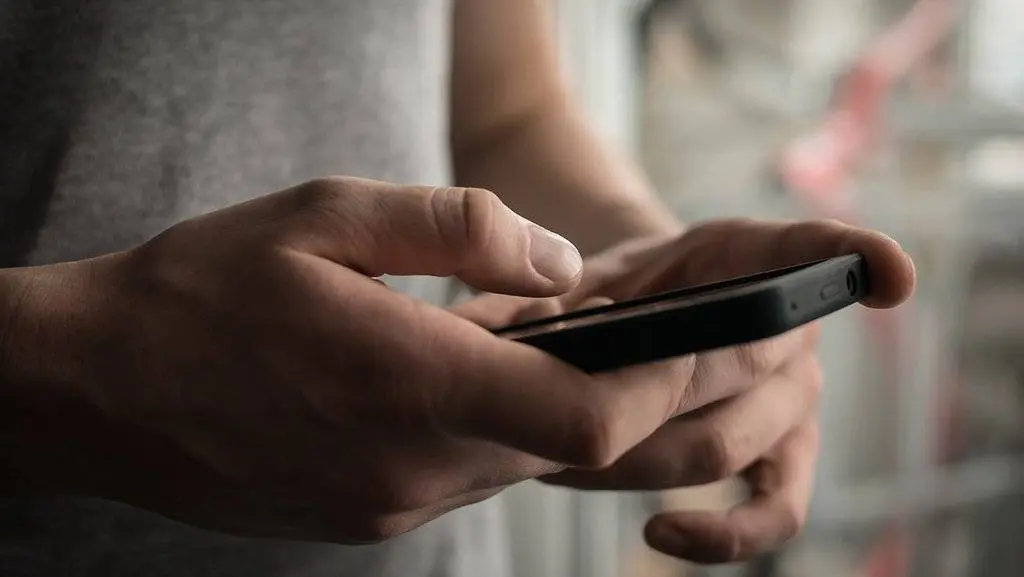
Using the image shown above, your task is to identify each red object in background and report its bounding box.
[778,0,956,204]
[861,527,913,577]
[778,64,886,206]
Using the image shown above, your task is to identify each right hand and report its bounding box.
[1,177,583,542]
[452,218,913,564]
[0,177,817,548]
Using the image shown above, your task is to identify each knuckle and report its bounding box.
[734,342,772,380]
[567,399,622,468]
[282,177,361,240]
[681,355,713,409]
[689,428,739,483]
[663,355,698,417]
[428,186,499,260]
[292,177,348,210]
[776,503,807,541]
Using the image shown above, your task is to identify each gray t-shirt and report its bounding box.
[0,1,509,575]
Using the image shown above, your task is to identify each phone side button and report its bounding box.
[819,282,841,300]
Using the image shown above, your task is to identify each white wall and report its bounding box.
[553,0,646,150]
[969,0,1024,108]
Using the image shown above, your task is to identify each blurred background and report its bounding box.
[502,1,1024,576]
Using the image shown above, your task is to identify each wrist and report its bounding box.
[0,266,40,493]
[0,267,38,402]
[0,259,114,495]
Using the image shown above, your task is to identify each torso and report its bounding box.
[0,1,506,575]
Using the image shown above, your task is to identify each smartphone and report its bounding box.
[493,254,868,373]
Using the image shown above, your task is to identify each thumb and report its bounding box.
[280,177,583,297]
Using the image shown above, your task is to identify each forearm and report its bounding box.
[453,102,682,257]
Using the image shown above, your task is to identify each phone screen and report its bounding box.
[495,259,824,340]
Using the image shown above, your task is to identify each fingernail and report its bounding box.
[526,223,583,284]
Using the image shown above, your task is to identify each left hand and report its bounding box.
[453,218,916,564]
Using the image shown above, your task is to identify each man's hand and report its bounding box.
[454,219,916,564]
[0,176,683,544]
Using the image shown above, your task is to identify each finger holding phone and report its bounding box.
[0,178,602,543]
[454,218,916,563]
[0,178,883,551]
[1,180,914,563]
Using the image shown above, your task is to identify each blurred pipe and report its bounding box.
[575,493,622,577]
[776,0,958,204]
[503,484,575,577]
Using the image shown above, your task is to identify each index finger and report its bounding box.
[429,302,700,468]
[304,257,682,471]
[671,219,916,308]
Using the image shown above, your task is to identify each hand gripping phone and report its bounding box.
[493,254,869,373]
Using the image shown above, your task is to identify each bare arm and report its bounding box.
[450,0,681,256]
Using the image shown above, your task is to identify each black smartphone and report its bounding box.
[493,254,869,373]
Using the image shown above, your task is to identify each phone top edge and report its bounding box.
[494,254,864,339]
